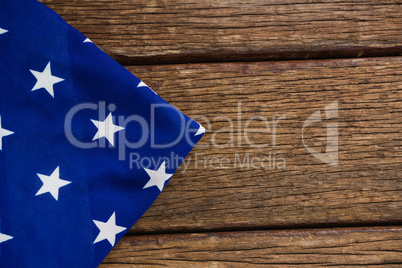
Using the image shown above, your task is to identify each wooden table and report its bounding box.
[41,0,402,266]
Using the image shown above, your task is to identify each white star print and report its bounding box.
[30,62,64,98]
[0,28,8,35]
[0,115,14,151]
[137,81,157,95]
[143,161,173,192]
[195,124,205,136]
[137,81,147,88]
[91,112,124,146]
[83,38,93,43]
[93,212,127,246]
[36,166,71,201]
[0,232,13,244]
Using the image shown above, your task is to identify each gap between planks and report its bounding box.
[126,222,402,237]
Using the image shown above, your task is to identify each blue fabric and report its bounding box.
[0,0,203,266]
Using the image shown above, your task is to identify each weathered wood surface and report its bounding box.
[101,226,402,267]
[122,57,402,233]
[41,0,402,63]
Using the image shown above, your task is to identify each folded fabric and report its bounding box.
[0,0,204,266]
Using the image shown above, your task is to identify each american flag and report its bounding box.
[0,0,204,266]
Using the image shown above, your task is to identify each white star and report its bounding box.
[36,166,71,201]
[0,28,8,35]
[143,161,173,192]
[137,81,157,95]
[195,124,205,136]
[0,219,13,244]
[83,38,93,43]
[91,112,124,146]
[0,115,14,151]
[93,212,127,246]
[30,62,64,98]
[137,81,148,88]
[0,232,13,244]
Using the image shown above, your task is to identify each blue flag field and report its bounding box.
[0,0,204,266]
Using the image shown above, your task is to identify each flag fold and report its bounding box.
[0,0,204,266]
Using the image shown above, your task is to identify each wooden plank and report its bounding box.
[40,0,402,64]
[124,57,402,233]
[101,226,402,267]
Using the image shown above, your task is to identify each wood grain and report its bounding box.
[123,57,402,233]
[101,226,402,267]
[40,0,402,64]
